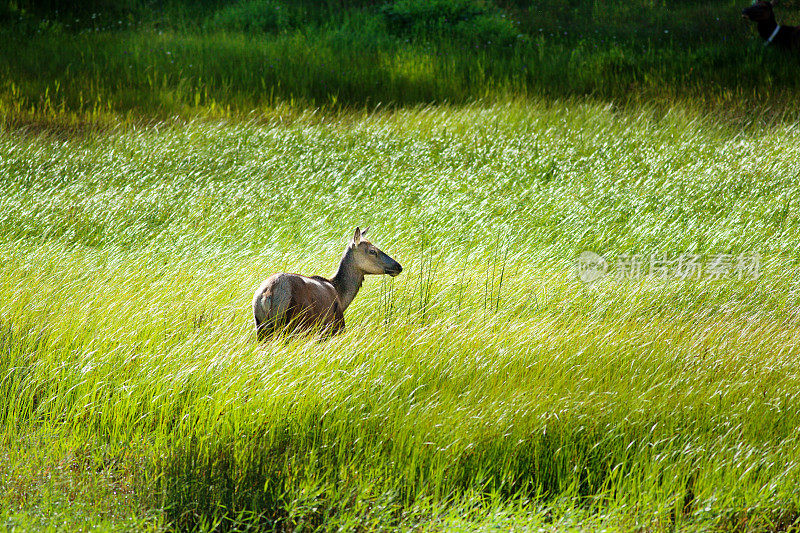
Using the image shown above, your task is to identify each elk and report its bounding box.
[252,227,402,340]
[742,1,800,49]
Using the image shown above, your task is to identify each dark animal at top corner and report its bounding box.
[742,0,800,49]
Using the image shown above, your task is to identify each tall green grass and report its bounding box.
[2,101,800,529]
[3,0,800,125]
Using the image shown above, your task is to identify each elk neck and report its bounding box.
[330,246,364,312]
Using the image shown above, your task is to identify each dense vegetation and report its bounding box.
[2,0,800,125]
[3,0,800,531]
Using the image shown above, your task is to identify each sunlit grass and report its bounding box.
[2,101,800,529]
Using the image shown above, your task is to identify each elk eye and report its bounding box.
[368,249,378,256]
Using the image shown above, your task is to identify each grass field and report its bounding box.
[3,0,800,530]
[2,101,800,530]
[3,0,800,124]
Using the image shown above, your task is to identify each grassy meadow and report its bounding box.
[3,102,800,530]
[2,0,800,124]
[3,0,800,531]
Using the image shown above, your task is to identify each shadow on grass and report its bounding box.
[2,0,800,129]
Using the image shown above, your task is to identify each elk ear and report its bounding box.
[352,226,362,245]
[361,226,370,237]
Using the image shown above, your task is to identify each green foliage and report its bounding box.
[2,0,800,120]
[208,0,290,33]
[12,0,141,17]
[4,0,800,528]
[382,0,492,28]
[381,0,518,45]
[2,103,800,528]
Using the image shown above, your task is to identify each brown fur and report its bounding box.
[252,227,402,340]
[253,273,344,339]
